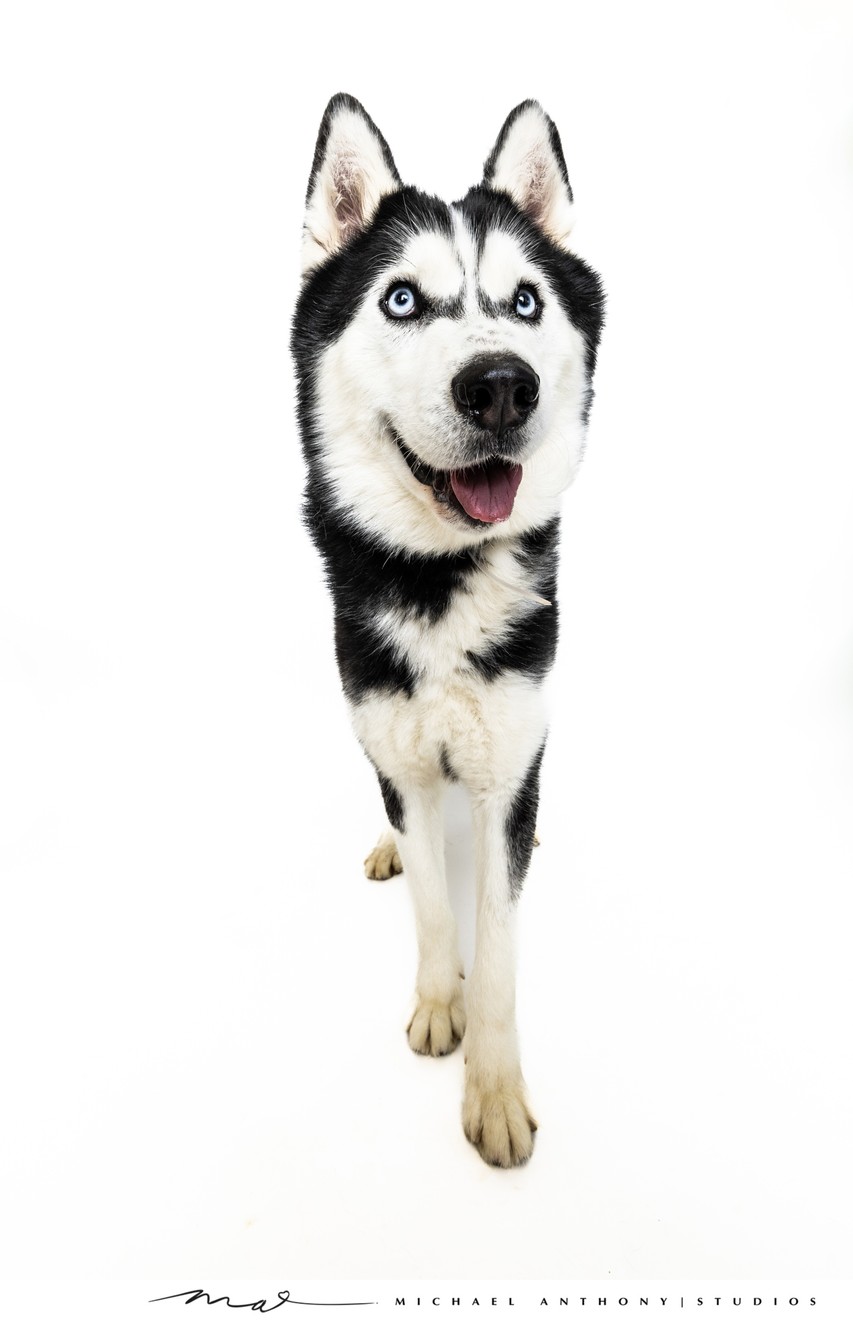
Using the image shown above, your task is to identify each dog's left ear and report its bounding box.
[483,101,575,249]
[302,93,402,274]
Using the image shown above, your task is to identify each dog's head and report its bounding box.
[293,94,604,555]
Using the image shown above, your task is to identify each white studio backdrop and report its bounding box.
[1,0,852,1295]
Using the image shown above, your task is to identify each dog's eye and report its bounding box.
[515,287,539,319]
[385,285,419,319]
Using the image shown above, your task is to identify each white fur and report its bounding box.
[478,228,532,302]
[396,229,464,301]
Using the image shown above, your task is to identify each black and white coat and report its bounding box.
[292,95,604,1167]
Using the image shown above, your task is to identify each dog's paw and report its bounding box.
[407,987,466,1057]
[364,832,403,881]
[463,1073,537,1168]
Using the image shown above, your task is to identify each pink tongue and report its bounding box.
[449,461,523,524]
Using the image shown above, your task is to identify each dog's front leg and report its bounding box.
[463,755,542,1167]
[394,779,466,1058]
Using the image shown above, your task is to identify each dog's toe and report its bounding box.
[407,990,466,1057]
[364,832,403,881]
[463,1075,537,1168]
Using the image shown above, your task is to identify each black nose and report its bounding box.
[452,356,540,436]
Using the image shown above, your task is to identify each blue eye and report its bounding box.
[515,287,539,319]
[385,284,419,318]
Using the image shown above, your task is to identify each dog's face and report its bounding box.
[293,96,604,555]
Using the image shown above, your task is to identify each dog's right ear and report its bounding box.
[301,94,402,274]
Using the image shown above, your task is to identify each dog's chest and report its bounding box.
[347,544,553,787]
[382,547,537,681]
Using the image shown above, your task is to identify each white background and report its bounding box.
[1,0,852,1291]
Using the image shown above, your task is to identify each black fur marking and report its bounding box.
[506,742,545,897]
[335,608,416,702]
[308,505,484,702]
[439,746,458,782]
[467,605,558,683]
[376,770,405,833]
[466,519,560,682]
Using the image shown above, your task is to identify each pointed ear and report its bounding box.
[302,93,402,273]
[483,101,576,249]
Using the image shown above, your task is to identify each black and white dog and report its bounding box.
[292,95,604,1167]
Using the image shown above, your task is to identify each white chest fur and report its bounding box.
[350,545,549,794]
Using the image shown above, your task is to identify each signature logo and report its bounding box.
[150,1288,376,1312]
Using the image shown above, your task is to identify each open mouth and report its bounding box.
[392,431,523,526]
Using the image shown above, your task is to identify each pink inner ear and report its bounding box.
[486,108,575,250]
[524,154,552,224]
[331,160,366,245]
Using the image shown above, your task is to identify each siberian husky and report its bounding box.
[292,94,604,1167]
